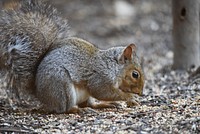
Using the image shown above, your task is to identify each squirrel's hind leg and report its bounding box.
[36,66,76,114]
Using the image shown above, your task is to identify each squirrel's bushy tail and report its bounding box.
[0,0,70,95]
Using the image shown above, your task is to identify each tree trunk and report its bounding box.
[172,0,200,70]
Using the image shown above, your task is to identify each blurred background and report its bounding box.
[50,0,172,51]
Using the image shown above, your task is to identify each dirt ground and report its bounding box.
[0,0,200,133]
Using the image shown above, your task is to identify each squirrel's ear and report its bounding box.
[119,44,136,64]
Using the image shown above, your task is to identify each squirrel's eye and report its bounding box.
[132,70,139,79]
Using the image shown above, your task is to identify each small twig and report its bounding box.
[0,127,32,133]
[129,108,169,118]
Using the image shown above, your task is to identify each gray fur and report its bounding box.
[0,0,69,94]
[36,39,140,112]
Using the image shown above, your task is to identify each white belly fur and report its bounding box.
[74,85,90,104]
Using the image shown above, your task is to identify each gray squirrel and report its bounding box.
[0,0,144,113]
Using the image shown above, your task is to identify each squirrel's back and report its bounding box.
[0,0,70,94]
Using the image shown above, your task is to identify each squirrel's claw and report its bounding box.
[126,100,141,107]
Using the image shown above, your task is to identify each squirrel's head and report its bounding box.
[114,44,144,96]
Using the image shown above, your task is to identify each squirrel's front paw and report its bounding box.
[91,101,122,109]
[79,107,98,114]
[106,102,122,108]
[126,100,140,107]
